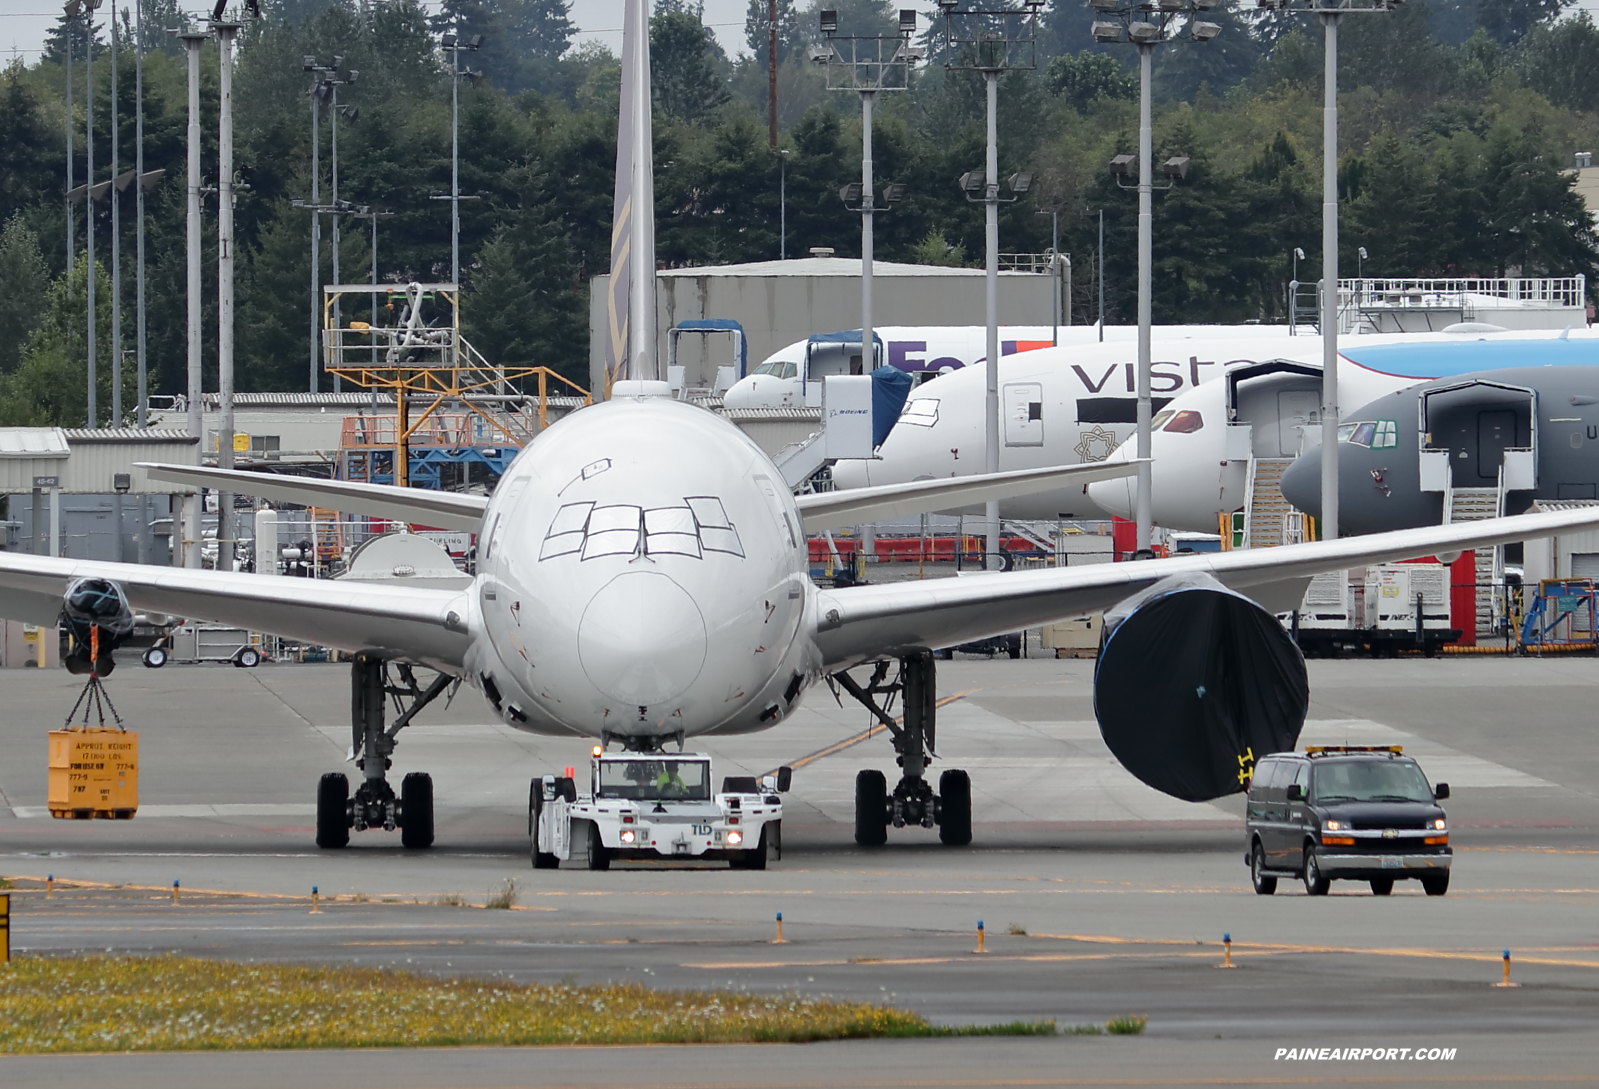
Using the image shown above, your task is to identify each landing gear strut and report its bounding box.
[834,651,971,847]
[314,654,454,850]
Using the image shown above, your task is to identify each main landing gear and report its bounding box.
[315,654,455,850]
[833,650,971,848]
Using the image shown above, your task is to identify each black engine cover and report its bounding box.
[1094,573,1308,802]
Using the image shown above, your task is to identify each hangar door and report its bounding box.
[1004,382,1044,446]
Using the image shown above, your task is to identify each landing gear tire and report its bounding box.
[529,781,559,869]
[235,647,261,668]
[141,647,167,669]
[1302,848,1330,896]
[1421,873,1450,897]
[1251,842,1277,895]
[854,769,888,847]
[585,822,611,871]
[399,771,434,849]
[937,768,972,846]
[316,772,350,849]
[1369,877,1394,896]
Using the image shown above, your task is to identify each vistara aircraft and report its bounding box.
[2,382,1595,857]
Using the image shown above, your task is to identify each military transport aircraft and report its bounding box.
[1,381,1595,858]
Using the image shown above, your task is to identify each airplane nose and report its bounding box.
[722,379,757,409]
[1279,449,1322,518]
[1085,472,1133,518]
[579,572,707,704]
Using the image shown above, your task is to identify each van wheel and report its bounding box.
[1421,873,1449,896]
[1302,848,1330,896]
[1251,842,1276,895]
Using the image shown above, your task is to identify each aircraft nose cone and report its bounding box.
[1086,471,1133,518]
[1279,449,1322,519]
[579,572,707,705]
[722,380,759,409]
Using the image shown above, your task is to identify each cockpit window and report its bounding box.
[1163,410,1203,434]
[541,497,743,561]
[1343,422,1377,447]
[899,399,939,428]
[1372,420,1398,449]
[582,505,643,559]
[779,361,796,379]
[752,360,798,378]
[1152,408,1176,430]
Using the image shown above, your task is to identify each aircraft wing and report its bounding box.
[0,553,472,672]
[138,463,488,531]
[794,461,1146,532]
[812,507,1599,669]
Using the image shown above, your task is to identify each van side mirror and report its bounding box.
[776,765,793,792]
[1285,783,1304,802]
[1433,783,1449,800]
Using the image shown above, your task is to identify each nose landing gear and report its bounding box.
[834,650,971,847]
[314,654,455,850]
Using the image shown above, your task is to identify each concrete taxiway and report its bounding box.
[3,656,1599,1086]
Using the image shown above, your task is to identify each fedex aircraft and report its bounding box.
[1086,331,1599,532]
[722,324,1287,410]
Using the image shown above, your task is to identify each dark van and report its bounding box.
[1244,746,1451,896]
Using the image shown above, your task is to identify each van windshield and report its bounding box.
[597,759,711,801]
[1313,760,1433,804]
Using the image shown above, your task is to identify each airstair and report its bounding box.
[1242,458,1296,548]
[1445,484,1503,634]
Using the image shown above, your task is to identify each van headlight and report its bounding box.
[1323,819,1344,831]
[1432,818,1446,831]
[619,829,636,844]
[726,830,743,846]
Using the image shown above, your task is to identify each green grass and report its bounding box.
[0,955,1055,1053]
[1105,1013,1148,1035]
[483,878,517,910]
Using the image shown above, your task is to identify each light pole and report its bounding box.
[439,32,483,286]
[1260,0,1397,541]
[215,15,240,571]
[778,147,789,260]
[80,0,99,427]
[109,0,120,424]
[302,55,337,392]
[1357,244,1366,279]
[938,0,1043,569]
[179,28,206,568]
[813,8,917,377]
[1092,2,1218,554]
[328,80,357,392]
[1292,245,1304,283]
[1037,209,1060,345]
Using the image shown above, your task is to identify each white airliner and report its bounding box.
[722,324,1288,410]
[1086,330,1599,533]
[1,383,1595,857]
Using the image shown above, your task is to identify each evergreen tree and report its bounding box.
[1047,50,1136,112]
[0,217,51,375]
[651,10,732,123]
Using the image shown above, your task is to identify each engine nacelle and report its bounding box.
[1094,573,1307,801]
[59,577,135,676]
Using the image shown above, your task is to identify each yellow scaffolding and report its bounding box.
[322,282,590,487]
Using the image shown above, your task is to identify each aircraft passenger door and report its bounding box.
[1477,409,1516,484]
[1003,382,1044,447]
[1276,389,1318,457]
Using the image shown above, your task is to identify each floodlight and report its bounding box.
[958,171,986,194]
[303,55,317,70]
[839,182,863,204]
[1191,21,1220,39]
[64,0,82,16]
[464,68,483,83]
[140,168,166,192]
[441,33,456,47]
[332,55,343,68]
[88,179,113,202]
[291,196,305,207]
[1109,153,1136,175]
[899,8,916,32]
[1193,0,1218,7]
[819,9,837,33]
[1091,20,1123,41]
[1294,247,1305,260]
[1358,246,1369,259]
[937,0,958,9]
[114,168,138,192]
[1128,21,1160,42]
[882,182,907,203]
[1158,0,1185,11]
[313,81,332,102]
[1162,156,1190,179]
[1090,0,1120,10]
[347,69,359,83]
[466,34,484,48]
[340,105,359,121]
[904,45,926,61]
[808,44,831,63]
[1008,172,1033,194]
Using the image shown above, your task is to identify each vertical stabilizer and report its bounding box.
[605,0,658,395]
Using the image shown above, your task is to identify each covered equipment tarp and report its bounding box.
[1094,572,1308,801]
[869,365,914,447]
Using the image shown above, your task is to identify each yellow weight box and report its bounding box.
[48,727,138,819]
